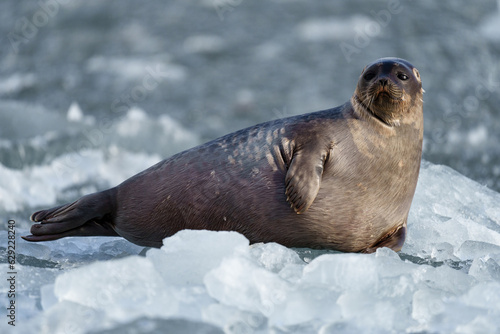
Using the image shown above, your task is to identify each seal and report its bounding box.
[23,57,424,253]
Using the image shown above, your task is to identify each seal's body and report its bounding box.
[24,58,424,253]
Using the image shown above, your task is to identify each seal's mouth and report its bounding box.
[373,85,403,102]
[377,91,392,99]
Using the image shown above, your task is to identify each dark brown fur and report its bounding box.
[24,58,423,253]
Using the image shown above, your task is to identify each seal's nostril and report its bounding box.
[379,78,388,87]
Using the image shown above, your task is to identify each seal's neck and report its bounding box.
[351,94,399,127]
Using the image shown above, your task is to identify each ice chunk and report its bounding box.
[301,253,379,291]
[337,291,399,331]
[0,263,60,327]
[54,256,178,322]
[0,73,36,95]
[67,102,84,122]
[205,255,291,316]
[456,240,500,260]
[202,304,266,333]
[148,229,249,286]
[320,322,364,334]
[86,56,186,81]
[412,288,447,324]
[39,301,106,334]
[469,256,500,282]
[249,242,303,273]
[184,35,226,54]
[412,263,475,296]
[12,230,142,267]
[0,100,69,139]
[467,125,488,147]
[297,16,373,41]
[480,11,500,41]
[297,251,413,332]
[270,287,341,326]
[461,282,500,312]
[98,239,145,258]
[41,284,58,311]
[405,162,500,260]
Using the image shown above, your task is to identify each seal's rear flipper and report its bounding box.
[362,220,407,254]
[22,189,118,242]
[22,219,119,242]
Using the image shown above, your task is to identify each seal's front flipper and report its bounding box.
[285,144,330,214]
[22,189,117,242]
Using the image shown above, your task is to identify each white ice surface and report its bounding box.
[2,160,500,333]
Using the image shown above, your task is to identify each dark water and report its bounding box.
[1,0,499,189]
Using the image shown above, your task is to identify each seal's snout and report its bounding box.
[378,78,388,87]
[375,79,391,93]
[372,75,404,102]
[373,80,394,99]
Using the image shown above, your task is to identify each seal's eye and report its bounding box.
[397,73,409,81]
[363,72,375,81]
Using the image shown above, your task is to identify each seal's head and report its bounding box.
[354,57,423,127]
